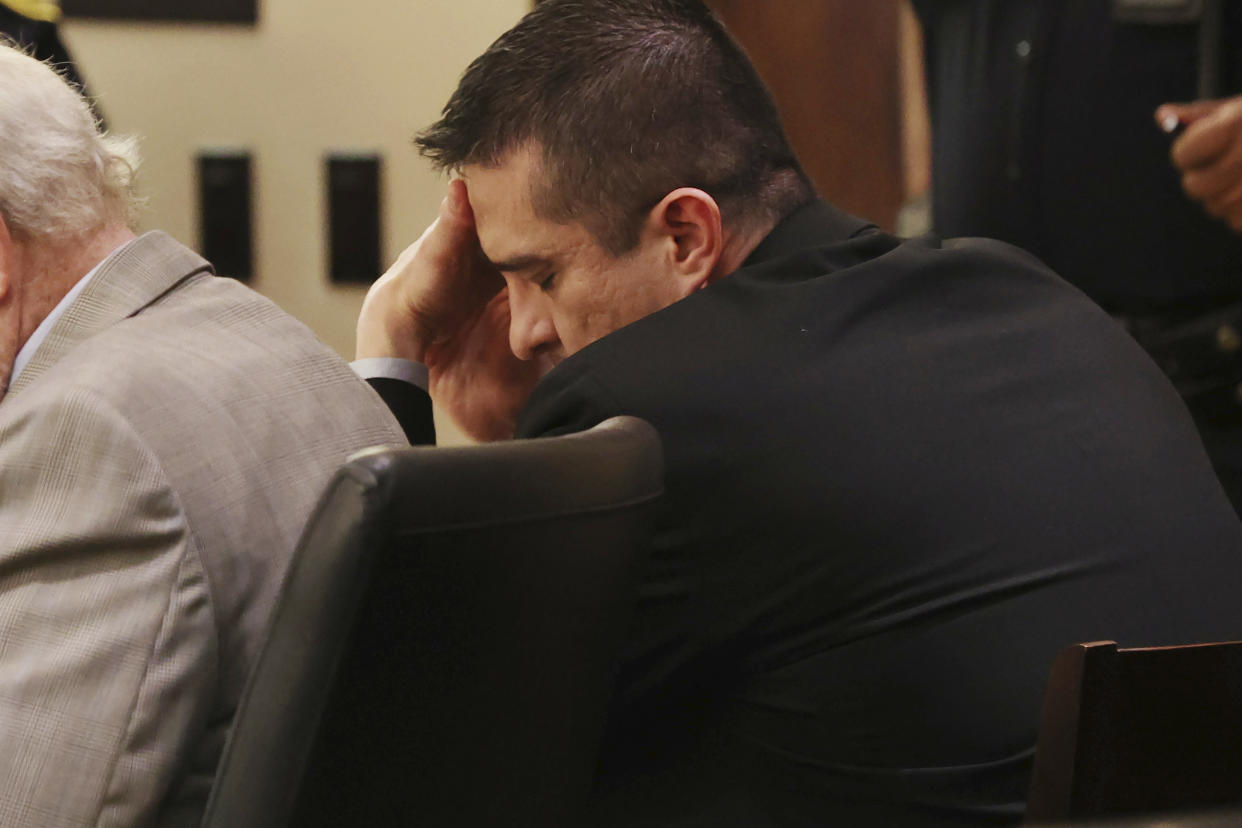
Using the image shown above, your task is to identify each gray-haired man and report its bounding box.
[0,46,404,826]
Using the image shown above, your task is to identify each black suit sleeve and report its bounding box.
[366,377,436,446]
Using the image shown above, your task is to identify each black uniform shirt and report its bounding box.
[914,0,1242,313]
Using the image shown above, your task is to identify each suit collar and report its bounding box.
[742,198,876,269]
[6,230,213,400]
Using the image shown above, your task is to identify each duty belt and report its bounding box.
[1118,301,1242,424]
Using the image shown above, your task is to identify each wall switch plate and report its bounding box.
[326,153,383,285]
[197,150,254,281]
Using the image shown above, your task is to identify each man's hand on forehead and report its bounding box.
[356,179,501,364]
[356,178,544,441]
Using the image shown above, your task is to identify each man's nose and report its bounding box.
[508,295,557,361]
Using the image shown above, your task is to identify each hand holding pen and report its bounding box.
[1156,95,1242,233]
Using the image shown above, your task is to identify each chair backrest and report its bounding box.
[1025,639,1242,822]
[201,416,663,828]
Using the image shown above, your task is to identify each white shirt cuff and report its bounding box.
[351,357,429,392]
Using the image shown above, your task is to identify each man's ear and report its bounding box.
[648,188,724,296]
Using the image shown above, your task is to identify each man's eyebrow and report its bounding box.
[486,253,548,273]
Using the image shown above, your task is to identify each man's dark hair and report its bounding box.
[416,0,816,255]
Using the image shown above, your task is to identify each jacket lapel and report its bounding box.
[6,231,213,400]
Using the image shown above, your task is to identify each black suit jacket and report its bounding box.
[372,201,1242,826]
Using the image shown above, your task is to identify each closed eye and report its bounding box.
[537,272,557,292]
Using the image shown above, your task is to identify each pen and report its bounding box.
[1160,112,1185,136]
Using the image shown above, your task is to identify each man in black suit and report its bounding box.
[354,1,1242,824]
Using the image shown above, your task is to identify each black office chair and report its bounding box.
[201,416,663,828]
[1025,639,1242,823]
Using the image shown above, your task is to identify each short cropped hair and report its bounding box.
[416,0,815,255]
[0,42,139,241]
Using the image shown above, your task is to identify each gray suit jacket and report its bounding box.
[0,232,406,827]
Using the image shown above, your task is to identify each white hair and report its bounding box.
[0,43,140,241]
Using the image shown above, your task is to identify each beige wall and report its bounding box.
[61,0,528,360]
